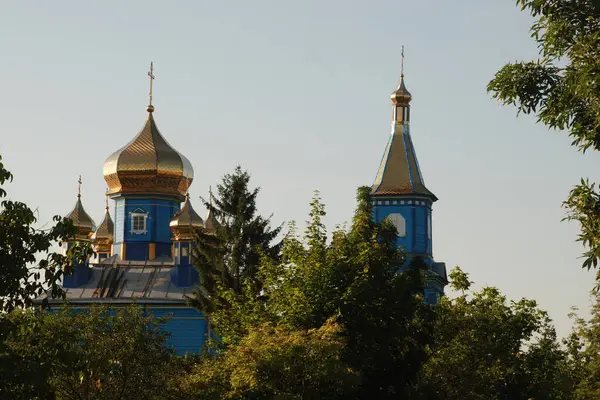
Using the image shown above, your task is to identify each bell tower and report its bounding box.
[370,51,447,303]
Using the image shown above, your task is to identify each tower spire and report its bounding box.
[147,62,155,113]
[77,175,82,198]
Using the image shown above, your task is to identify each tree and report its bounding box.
[1,305,178,400]
[566,293,600,399]
[0,154,85,312]
[417,267,575,399]
[199,187,435,398]
[172,319,358,400]
[191,165,283,315]
[487,0,600,281]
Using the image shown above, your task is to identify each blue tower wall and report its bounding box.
[112,195,181,261]
[171,242,199,287]
[173,242,192,266]
[63,261,92,288]
[372,196,446,304]
[372,197,432,258]
[63,243,91,288]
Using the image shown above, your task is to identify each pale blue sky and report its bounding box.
[1,0,596,335]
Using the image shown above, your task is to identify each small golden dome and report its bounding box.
[390,75,412,105]
[65,195,96,241]
[170,194,204,241]
[92,205,114,252]
[103,111,194,201]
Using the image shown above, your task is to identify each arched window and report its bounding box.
[386,213,406,237]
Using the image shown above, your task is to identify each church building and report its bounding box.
[44,62,446,355]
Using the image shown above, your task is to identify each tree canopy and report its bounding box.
[488,0,600,281]
[0,154,86,311]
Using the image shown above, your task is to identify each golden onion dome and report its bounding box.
[390,75,412,105]
[170,193,204,241]
[91,204,114,252]
[103,109,194,201]
[65,195,96,241]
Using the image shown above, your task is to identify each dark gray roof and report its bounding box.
[44,256,193,305]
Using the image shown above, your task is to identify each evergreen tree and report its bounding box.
[190,166,283,315]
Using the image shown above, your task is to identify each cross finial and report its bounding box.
[105,188,109,210]
[401,45,405,78]
[208,185,213,206]
[147,62,155,112]
[77,175,82,198]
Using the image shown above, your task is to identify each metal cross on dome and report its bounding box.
[401,45,405,77]
[148,62,155,106]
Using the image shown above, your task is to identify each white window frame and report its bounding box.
[386,213,406,237]
[130,211,148,234]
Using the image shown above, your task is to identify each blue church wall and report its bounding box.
[150,307,207,355]
[63,306,208,356]
[126,242,149,261]
[156,242,172,258]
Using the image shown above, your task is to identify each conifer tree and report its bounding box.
[190,166,283,315]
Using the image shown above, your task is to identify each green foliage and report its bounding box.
[567,294,600,399]
[173,319,358,399]
[0,305,176,400]
[448,265,472,293]
[488,0,600,152]
[563,179,600,282]
[198,187,434,398]
[191,165,282,315]
[0,154,85,312]
[488,0,600,280]
[418,267,575,399]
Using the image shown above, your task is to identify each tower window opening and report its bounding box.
[386,213,406,237]
[131,213,147,234]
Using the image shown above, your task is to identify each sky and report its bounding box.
[1,0,597,336]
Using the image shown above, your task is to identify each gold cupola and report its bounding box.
[390,75,412,105]
[102,108,194,201]
[91,196,114,252]
[103,64,193,201]
[65,177,97,240]
[170,193,204,241]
